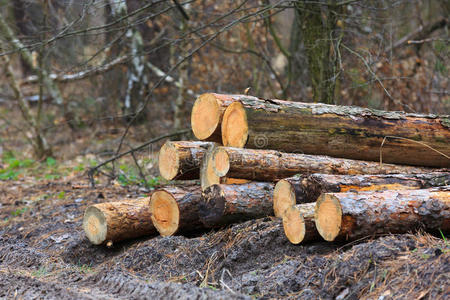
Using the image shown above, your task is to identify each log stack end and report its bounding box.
[273,179,296,217]
[191,93,222,141]
[222,101,248,147]
[282,205,306,244]
[159,142,180,180]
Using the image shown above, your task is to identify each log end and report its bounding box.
[150,190,180,236]
[191,93,221,140]
[159,142,179,180]
[273,179,296,217]
[315,194,342,242]
[199,184,225,227]
[222,101,248,147]
[200,149,220,191]
[83,206,107,245]
[212,147,230,177]
[282,205,305,244]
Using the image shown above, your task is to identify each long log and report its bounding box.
[314,187,450,242]
[273,173,450,217]
[199,182,274,227]
[83,198,156,245]
[191,93,247,142]
[158,141,213,180]
[149,186,203,236]
[221,96,450,167]
[282,203,319,244]
[211,146,437,181]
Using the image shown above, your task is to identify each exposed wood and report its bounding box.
[211,146,437,181]
[199,182,275,228]
[200,143,221,190]
[314,187,450,242]
[149,186,203,236]
[158,141,213,180]
[221,96,450,167]
[83,198,155,245]
[191,93,249,142]
[282,203,318,244]
[273,173,450,217]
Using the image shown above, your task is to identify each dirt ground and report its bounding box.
[1,171,449,300]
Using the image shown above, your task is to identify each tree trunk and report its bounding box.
[315,187,450,242]
[149,185,203,236]
[282,203,318,244]
[295,1,342,104]
[211,146,437,182]
[273,173,450,217]
[199,182,274,228]
[191,93,251,142]
[83,198,156,245]
[221,96,450,167]
[158,141,213,180]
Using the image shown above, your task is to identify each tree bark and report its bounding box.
[221,96,450,167]
[273,173,450,217]
[211,146,437,182]
[149,185,203,236]
[158,141,213,180]
[315,187,450,242]
[282,203,319,244]
[199,182,274,228]
[191,93,251,142]
[83,198,156,245]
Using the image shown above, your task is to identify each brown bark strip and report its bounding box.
[282,203,319,244]
[199,182,275,228]
[83,198,156,245]
[273,173,450,217]
[190,93,251,142]
[221,96,450,167]
[149,185,203,236]
[211,146,437,182]
[158,141,213,180]
[315,187,450,242]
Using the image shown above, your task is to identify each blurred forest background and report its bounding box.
[0,0,448,184]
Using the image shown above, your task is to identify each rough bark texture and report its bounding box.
[199,182,275,228]
[282,203,319,244]
[150,186,203,236]
[191,93,250,142]
[83,198,155,245]
[158,141,213,180]
[315,187,450,242]
[273,173,450,217]
[221,96,450,167]
[212,146,437,182]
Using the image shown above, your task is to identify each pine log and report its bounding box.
[314,187,450,242]
[200,143,251,190]
[83,198,156,245]
[273,173,450,217]
[149,186,203,236]
[221,96,450,167]
[191,93,247,142]
[282,203,319,244]
[158,141,213,180]
[211,146,437,181]
[199,182,274,227]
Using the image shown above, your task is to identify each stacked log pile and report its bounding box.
[83,93,450,246]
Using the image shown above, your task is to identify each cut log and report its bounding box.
[211,146,438,181]
[282,203,319,244]
[191,93,246,142]
[159,141,213,180]
[83,198,155,245]
[199,182,274,227]
[200,144,250,190]
[149,186,203,236]
[273,173,450,217]
[221,96,450,167]
[314,187,450,242]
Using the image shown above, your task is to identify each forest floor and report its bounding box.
[0,110,449,299]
